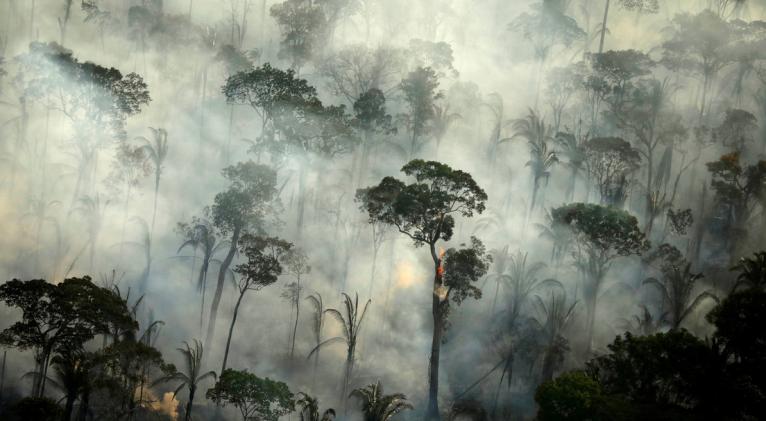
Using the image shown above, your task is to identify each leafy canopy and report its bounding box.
[356,159,487,247]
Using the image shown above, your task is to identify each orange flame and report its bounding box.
[436,247,446,278]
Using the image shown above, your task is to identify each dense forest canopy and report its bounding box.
[0,0,765,420]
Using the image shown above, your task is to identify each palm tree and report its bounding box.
[534,289,578,382]
[153,340,216,421]
[349,381,413,421]
[731,251,766,292]
[296,392,336,421]
[535,210,573,265]
[643,262,719,329]
[177,218,229,331]
[305,292,326,377]
[481,93,513,173]
[431,103,461,155]
[491,251,557,414]
[513,109,558,214]
[308,292,371,407]
[138,127,169,235]
[554,131,587,201]
[482,246,513,314]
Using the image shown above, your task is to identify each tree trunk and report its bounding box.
[198,255,210,332]
[64,392,76,421]
[221,289,245,373]
[151,171,161,236]
[425,243,444,421]
[206,226,241,351]
[77,389,89,421]
[185,385,196,421]
[296,162,308,238]
[290,293,300,360]
[598,0,610,54]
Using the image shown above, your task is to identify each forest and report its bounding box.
[0,0,765,420]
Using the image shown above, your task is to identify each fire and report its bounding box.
[436,247,446,278]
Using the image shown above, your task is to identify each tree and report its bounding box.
[176,216,228,331]
[349,381,413,421]
[305,292,326,375]
[643,260,718,330]
[431,102,461,154]
[0,277,134,398]
[281,247,310,359]
[308,292,370,406]
[270,0,327,71]
[535,370,604,421]
[137,127,169,235]
[534,290,578,383]
[583,137,641,207]
[206,162,279,351]
[551,203,649,352]
[17,42,150,202]
[357,159,489,420]
[705,153,766,259]
[296,392,336,421]
[400,67,442,157]
[661,10,735,121]
[153,340,216,421]
[223,235,292,372]
[731,251,766,292]
[712,108,757,153]
[352,88,395,187]
[317,45,404,104]
[223,62,319,147]
[554,131,587,201]
[512,109,559,213]
[207,369,295,421]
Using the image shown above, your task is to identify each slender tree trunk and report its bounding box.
[290,283,300,359]
[425,243,444,421]
[598,0,611,54]
[64,392,76,421]
[185,385,196,421]
[0,350,5,402]
[206,226,241,351]
[151,171,161,236]
[198,256,210,332]
[221,289,245,373]
[296,162,308,238]
[77,389,89,421]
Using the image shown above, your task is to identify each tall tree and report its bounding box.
[296,392,336,421]
[400,67,442,158]
[512,109,559,213]
[137,127,169,235]
[206,162,279,351]
[308,292,370,407]
[222,235,292,372]
[550,203,649,352]
[357,159,489,421]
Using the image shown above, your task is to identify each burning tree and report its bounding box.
[357,159,490,421]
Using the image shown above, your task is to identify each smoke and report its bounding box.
[0,0,765,419]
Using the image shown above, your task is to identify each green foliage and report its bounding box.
[296,392,336,421]
[235,235,293,292]
[732,251,766,292]
[583,137,642,206]
[357,159,487,247]
[349,381,413,421]
[400,67,442,146]
[212,161,279,235]
[223,63,319,122]
[535,370,604,421]
[17,42,150,140]
[353,88,394,134]
[0,277,135,355]
[442,237,492,305]
[551,203,649,258]
[207,369,295,421]
[270,0,327,70]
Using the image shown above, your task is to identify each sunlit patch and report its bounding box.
[395,260,418,289]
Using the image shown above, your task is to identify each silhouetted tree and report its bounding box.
[349,381,413,421]
[152,340,216,421]
[357,159,489,420]
[207,369,295,421]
